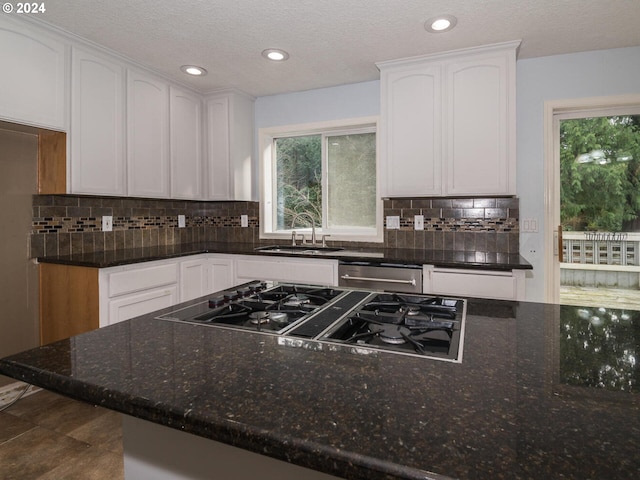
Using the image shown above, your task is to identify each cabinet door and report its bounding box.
[206,95,231,200]
[107,286,178,325]
[444,53,514,195]
[0,18,66,130]
[170,87,203,199]
[180,257,209,302]
[70,47,126,195]
[205,93,254,201]
[208,256,235,293]
[380,64,442,197]
[181,256,235,302]
[127,70,170,198]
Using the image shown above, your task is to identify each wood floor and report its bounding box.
[0,388,123,479]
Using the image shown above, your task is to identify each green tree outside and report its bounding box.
[275,135,322,230]
[274,132,376,231]
[560,115,640,231]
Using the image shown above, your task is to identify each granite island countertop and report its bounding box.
[1,296,637,479]
[36,241,532,271]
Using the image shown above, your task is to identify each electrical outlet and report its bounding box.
[241,214,248,227]
[386,215,400,229]
[178,215,186,228]
[102,215,113,232]
[414,215,424,230]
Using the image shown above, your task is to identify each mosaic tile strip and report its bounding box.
[32,215,260,234]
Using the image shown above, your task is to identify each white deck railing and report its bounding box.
[562,232,640,266]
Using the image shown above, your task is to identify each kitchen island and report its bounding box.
[1,294,638,479]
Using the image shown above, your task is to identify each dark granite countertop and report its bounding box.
[1,298,637,479]
[36,241,532,271]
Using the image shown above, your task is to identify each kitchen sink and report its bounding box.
[254,245,385,258]
[254,245,345,255]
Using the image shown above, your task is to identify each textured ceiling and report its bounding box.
[36,0,640,97]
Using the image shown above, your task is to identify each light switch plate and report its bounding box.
[386,215,400,229]
[521,218,538,233]
[178,215,186,228]
[101,215,113,232]
[414,215,424,230]
[241,215,248,227]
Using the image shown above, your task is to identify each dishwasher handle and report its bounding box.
[339,274,416,286]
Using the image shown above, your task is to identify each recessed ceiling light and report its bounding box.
[262,49,290,61]
[180,65,208,76]
[424,15,457,33]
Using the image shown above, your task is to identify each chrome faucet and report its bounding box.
[291,212,317,245]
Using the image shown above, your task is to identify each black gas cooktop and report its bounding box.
[315,292,466,361]
[156,282,466,362]
[156,283,347,334]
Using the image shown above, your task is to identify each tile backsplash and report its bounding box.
[383,197,519,253]
[31,195,260,257]
[30,195,519,257]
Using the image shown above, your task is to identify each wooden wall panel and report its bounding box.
[38,130,66,194]
[40,263,99,344]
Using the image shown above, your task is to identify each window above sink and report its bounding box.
[259,116,383,244]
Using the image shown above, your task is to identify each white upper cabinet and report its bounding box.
[380,64,442,196]
[444,51,515,195]
[0,17,66,130]
[378,41,519,197]
[127,70,170,198]
[70,47,126,195]
[170,86,204,199]
[205,92,254,201]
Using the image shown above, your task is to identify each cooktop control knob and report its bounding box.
[237,287,251,297]
[208,296,226,308]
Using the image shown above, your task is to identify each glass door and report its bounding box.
[556,112,640,309]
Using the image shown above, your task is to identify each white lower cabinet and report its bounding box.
[107,286,178,326]
[423,265,525,301]
[180,254,235,302]
[234,255,338,286]
[99,255,525,328]
[207,255,236,293]
[99,259,180,326]
[99,253,340,327]
[180,255,210,302]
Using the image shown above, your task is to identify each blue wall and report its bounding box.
[255,80,380,128]
[517,45,640,301]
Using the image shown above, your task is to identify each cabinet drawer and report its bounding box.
[107,262,178,298]
[235,256,337,286]
[425,267,520,300]
[107,286,178,325]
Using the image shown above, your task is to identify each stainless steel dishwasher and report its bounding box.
[338,263,423,293]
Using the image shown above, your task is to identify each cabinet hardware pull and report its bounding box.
[339,274,416,286]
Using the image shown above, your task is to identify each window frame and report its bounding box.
[259,116,382,243]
